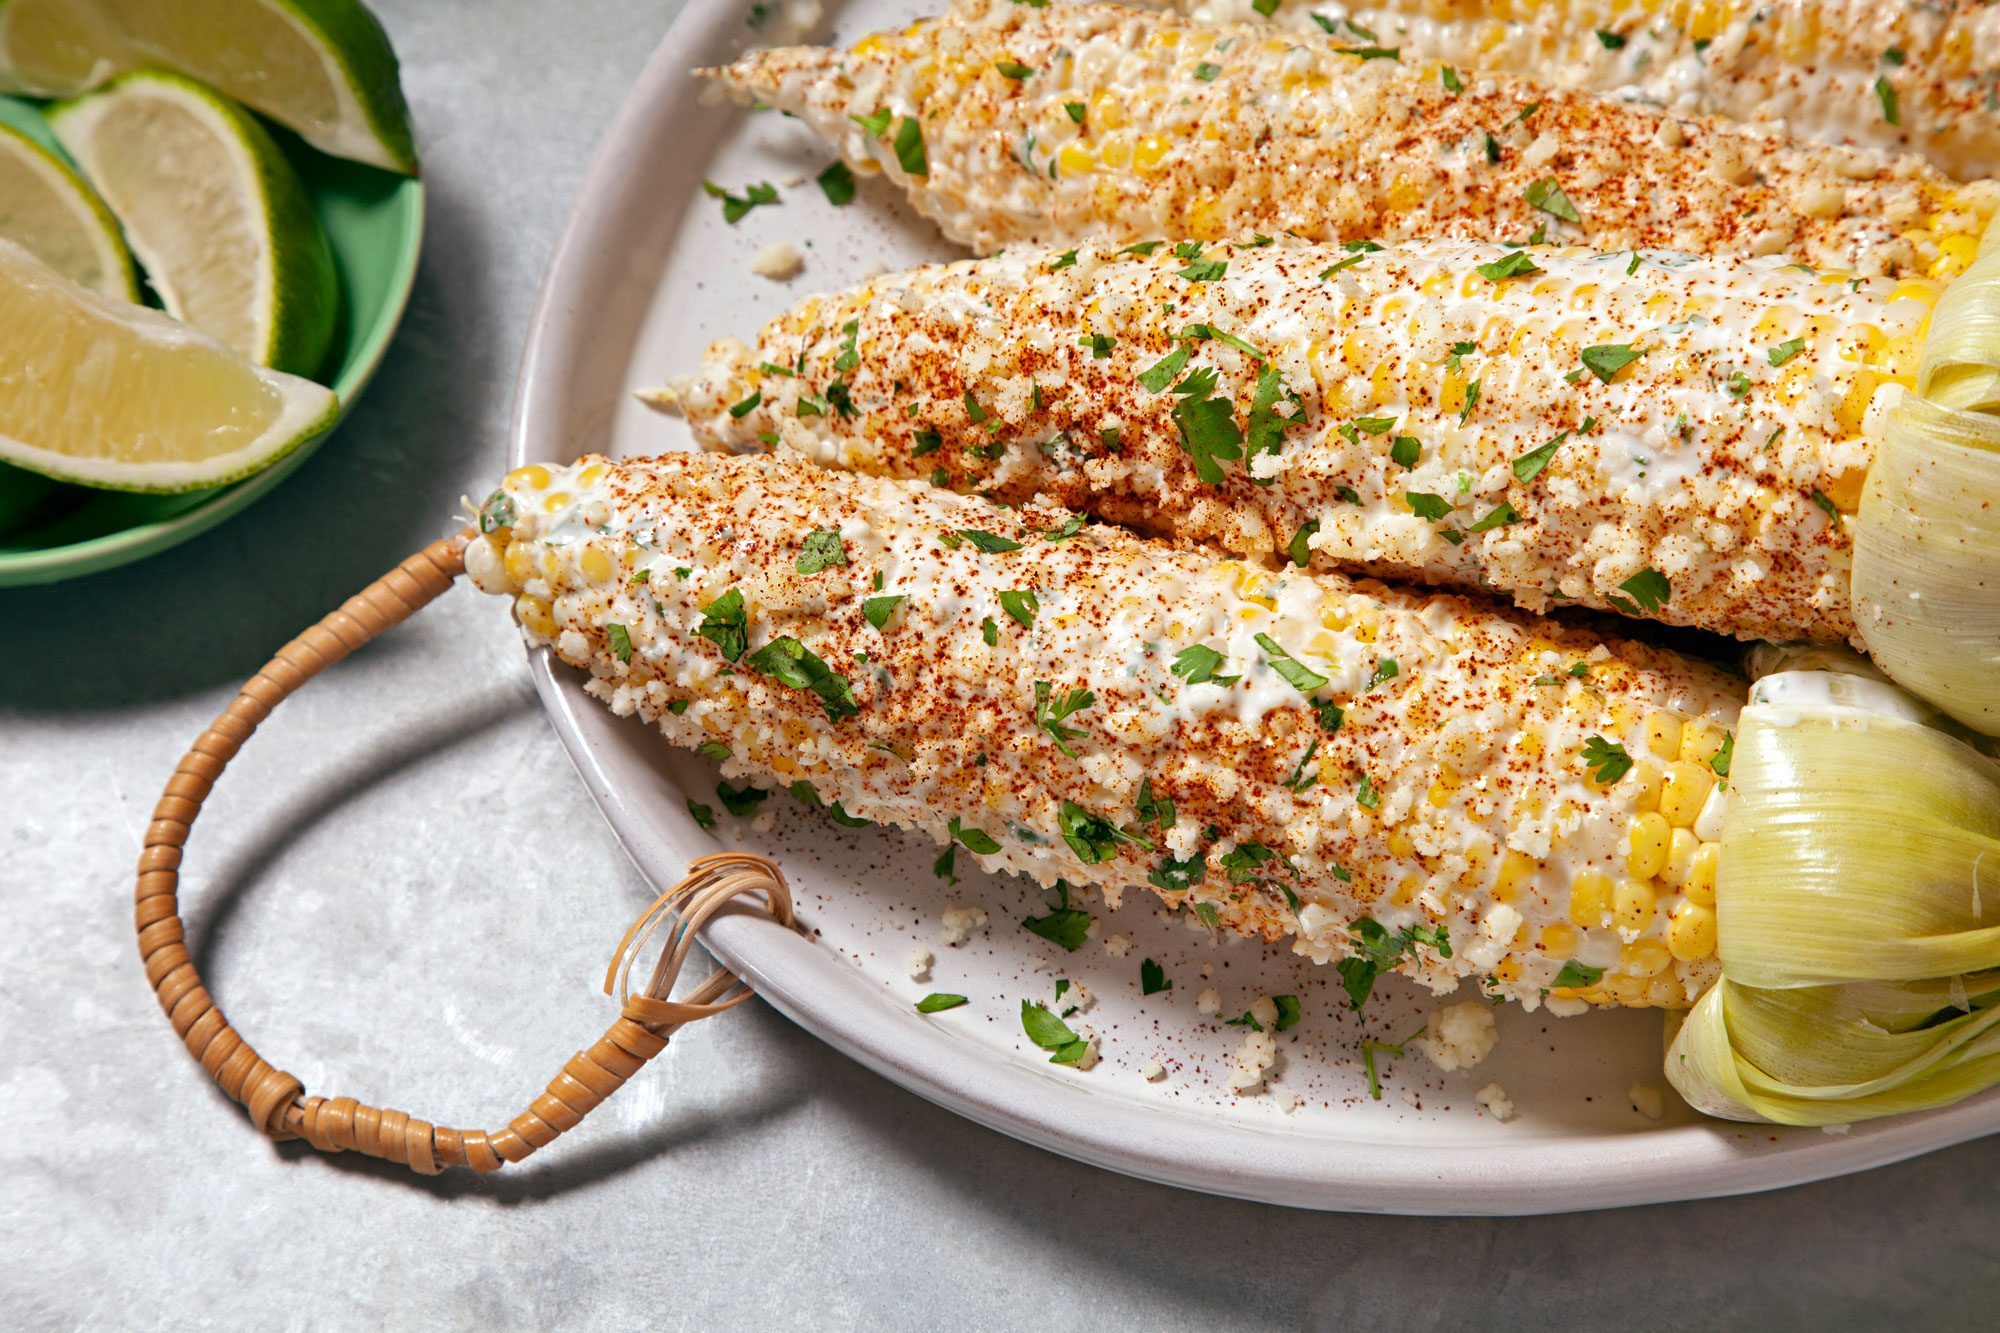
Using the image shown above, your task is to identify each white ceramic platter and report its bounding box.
[508,0,2000,1213]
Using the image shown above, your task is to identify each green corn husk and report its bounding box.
[1853,242,2000,734]
[1666,670,2000,1124]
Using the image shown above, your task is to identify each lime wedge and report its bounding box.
[0,120,136,300]
[0,238,337,492]
[0,0,416,174]
[49,70,340,377]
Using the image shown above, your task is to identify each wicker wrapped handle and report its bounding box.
[133,529,795,1175]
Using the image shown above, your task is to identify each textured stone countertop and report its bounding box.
[2,1,1995,1327]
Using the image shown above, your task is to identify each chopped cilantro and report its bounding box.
[1580,343,1642,383]
[717,782,767,817]
[1043,514,1086,542]
[1553,960,1605,989]
[702,178,778,224]
[893,117,928,175]
[687,799,717,830]
[1021,999,1090,1064]
[728,389,761,418]
[1064,100,1086,123]
[1336,917,1453,1012]
[1033,681,1096,756]
[816,161,855,205]
[1466,501,1520,532]
[1711,733,1735,779]
[995,59,1037,79]
[1769,337,1807,367]
[1406,491,1453,520]
[745,636,859,721]
[1812,489,1840,521]
[1512,429,1570,483]
[916,993,969,1013]
[1193,62,1222,81]
[1138,345,1191,392]
[1141,958,1171,995]
[1874,75,1900,126]
[1614,566,1672,612]
[1022,903,1092,950]
[850,108,893,140]
[862,594,904,630]
[1136,776,1175,830]
[1169,367,1244,483]
[696,588,748,662]
[1255,632,1329,692]
[1476,250,1541,281]
[958,529,1023,553]
[1287,518,1319,568]
[1171,644,1240,687]
[795,528,847,574]
[1582,735,1633,785]
[1058,800,1140,865]
[999,588,1039,628]
[1149,853,1206,893]
[1441,64,1463,93]
[1596,29,1626,49]
[1367,658,1400,690]
[605,622,633,663]
[1389,435,1420,469]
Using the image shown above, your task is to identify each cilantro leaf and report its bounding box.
[917,993,969,1013]
[1582,735,1633,785]
[696,588,748,662]
[1141,958,1171,994]
[1170,644,1240,687]
[817,161,856,205]
[745,636,860,721]
[1287,518,1318,568]
[892,117,928,175]
[1512,429,1570,483]
[1138,344,1192,392]
[862,594,904,630]
[1406,491,1453,520]
[1525,177,1581,223]
[716,782,767,817]
[1255,632,1329,692]
[1553,960,1605,989]
[999,588,1039,628]
[795,528,847,573]
[949,816,1002,855]
[1476,250,1541,282]
[1022,905,1092,950]
[1616,566,1672,611]
[606,622,633,663]
[1580,343,1643,383]
[1033,680,1095,756]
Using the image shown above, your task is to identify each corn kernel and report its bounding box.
[1626,812,1671,877]
[1569,871,1614,928]
[1493,957,1524,984]
[1668,901,1719,961]
[1624,761,1663,813]
[1643,710,1684,759]
[1660,827,1699,887]
[504,464,551,491]
[579,544,615,585]
[1132,135,1169,173]
[514,594,555,638]
[1539,922,1577,957]
[1614,877,1657,933]
[1387,829,1416,859]
[1493,849,1536,904]
[503,540,540,589]
[1647,974,1686,1007]
[1681,720,1726,766]
[1660,761,1715,828]
[1620,938,1673,978]
[1606,971,1649,1003]
[1687,841,1721,906]
[541,490,574,514]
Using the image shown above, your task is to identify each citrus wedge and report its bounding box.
[0,238,337,492]
[49,70,339,377]
[0,0,416,173]
[0,119,136,300]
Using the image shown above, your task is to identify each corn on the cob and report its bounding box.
[468,450,1743,1011]
[709,0,1998,280]
[1178,0,2000,183]
[669,235,1944,647]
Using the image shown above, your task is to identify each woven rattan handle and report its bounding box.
[133,529,795,1175]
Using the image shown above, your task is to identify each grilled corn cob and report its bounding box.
[671,235,1944,647]
[468,450,1745,1011]
[1178,0,2000,182]
[709,0,1998,280]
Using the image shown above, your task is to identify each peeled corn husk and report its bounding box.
[1666,670,2000,1124]
[1854,242,2000,733]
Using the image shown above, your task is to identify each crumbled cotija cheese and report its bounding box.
[906,946,932,981]
[939,906,988,945]
[1227,1030,1278,1091]
[1475,1083,1516,1122]
[1104,934,1130,957]
[1141,1059,1166,1082]
[750,241,804,281]
[1419,1000,1499,1072]
[1196,987,1221,1016]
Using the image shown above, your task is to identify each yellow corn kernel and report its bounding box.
[1088,88,1128,130]
[1132,134,1169,173]
[1569,871,1614,928]
[1660,761,1715,828]
[1493,957,1524,984]
[1668,901,1720,961]
[1493,849,1536,904]
[1615,877,1657,933]
[1823,465,1868,512]
[1539,922,1577,958]
[1687,841,1721,906]
[503,540,540,589]
[541,490,574,514]
[1660,828,1699,887]
[575,462,607,489]
[1626,812,1670,878]
[1642,710,1684,759]
[1647,974,1686,1008]
[1387,829,1416,859]
[1620,938,1673,978]
[1392,875,1419,906]
[1605,971,1650,1004]
[578,544,615,585]
[505,463,551,491]
[1835,369,1887,437]
[1057,141,1096,176]
[1624,761,1663,813]
[514,594,555,638]
[1680,719,1726,766]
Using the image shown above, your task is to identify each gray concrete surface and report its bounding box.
[2,1,1995,1327]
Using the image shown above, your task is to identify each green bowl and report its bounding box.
[0,94,422,586]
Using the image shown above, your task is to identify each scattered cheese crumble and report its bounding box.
[1418,1001,1499,1072]
[940,906,988,945]
[1227,1030,1278,1091]
[1475,1083,1516,1122]
[1141,1059,1166,1082]
[906,946,931,982]
[1104,934,1131,957]
[1195,987,1221,1016]
[750,241,804,281]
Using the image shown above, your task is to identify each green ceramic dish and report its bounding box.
[0,93,422,586]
